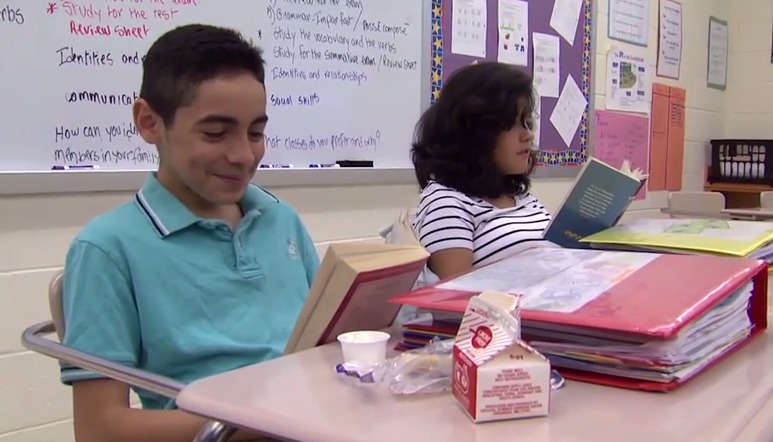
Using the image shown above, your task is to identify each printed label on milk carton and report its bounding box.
[452,291,551,423]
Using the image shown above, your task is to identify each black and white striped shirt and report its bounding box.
[413,181,554,267]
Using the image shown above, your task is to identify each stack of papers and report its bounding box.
[526,282,752,383]
[749,241,773,264]
[397,315,460,351]
[398,283,752,384]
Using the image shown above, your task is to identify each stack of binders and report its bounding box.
[390,248,768,391]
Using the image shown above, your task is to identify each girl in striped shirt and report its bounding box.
[411,62,554,280]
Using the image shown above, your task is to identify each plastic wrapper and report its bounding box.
[335,338,566,395]
[335,338,454,395]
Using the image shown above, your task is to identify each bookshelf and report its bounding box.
[704,167,773,208]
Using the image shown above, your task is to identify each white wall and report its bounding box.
[0,0,734,439]
[726,0,773,137]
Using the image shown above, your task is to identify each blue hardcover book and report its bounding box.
[544,157,647,248]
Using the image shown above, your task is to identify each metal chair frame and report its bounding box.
[22,319,238,441]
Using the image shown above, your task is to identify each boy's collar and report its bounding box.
[134,172,278,237]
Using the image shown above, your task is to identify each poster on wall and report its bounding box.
[770,7,773,63]
[608,0,649,46]
[656,0,682,79]
[605,46,652,114]
[707,16,728,89]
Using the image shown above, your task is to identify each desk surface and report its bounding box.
[721,208,773,218]
[705,182,773,193]
[736,394,773,442]
[177,330,773,442]
[659,208,729,218]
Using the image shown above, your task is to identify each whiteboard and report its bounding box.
[0,0,426,172]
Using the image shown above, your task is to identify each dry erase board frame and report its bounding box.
[0,0,433,195]
[431,0,596,179]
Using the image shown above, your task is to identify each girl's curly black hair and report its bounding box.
[411,62,538,199]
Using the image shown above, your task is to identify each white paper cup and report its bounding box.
[336,330,391,365]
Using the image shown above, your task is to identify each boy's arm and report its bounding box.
[73,380,263,442]
[73,379,206,442]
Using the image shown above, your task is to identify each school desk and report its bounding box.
[176,328,773,442]
[735,394,773,442]
[659,208,730,219]
[721,208,773,221]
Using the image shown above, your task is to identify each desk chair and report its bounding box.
[761,191,773,209]
[665,191,726,218]
[21,270,238,442]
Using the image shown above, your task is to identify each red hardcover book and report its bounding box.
[284,242,429,354]
[390,248,768,391]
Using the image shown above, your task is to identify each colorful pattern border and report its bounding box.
[429,0,593,167]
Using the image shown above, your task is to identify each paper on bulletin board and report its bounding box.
[594,110,650,200]
[533,91,542,148]
[550,75,587,147]
[605,46,652,114]
[533,32,560,97]
[549,0,585,44]
[497,0,529,66]
[451,0,488,57]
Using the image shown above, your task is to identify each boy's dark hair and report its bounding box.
[411,62,538,198]
[139,24,266,125]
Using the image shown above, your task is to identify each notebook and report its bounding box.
[581,218,773,262]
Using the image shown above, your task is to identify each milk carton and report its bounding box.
[452,291,551,423]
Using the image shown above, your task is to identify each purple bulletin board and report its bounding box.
[430,0,594,177]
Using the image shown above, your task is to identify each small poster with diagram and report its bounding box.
[605,46,652,114]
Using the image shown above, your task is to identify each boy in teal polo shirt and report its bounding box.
[60,24,319,442]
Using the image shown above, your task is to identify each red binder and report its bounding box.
[391,250,769,391]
